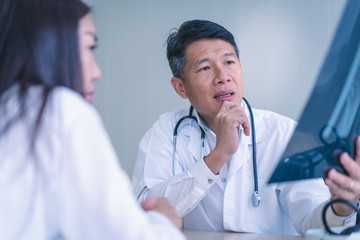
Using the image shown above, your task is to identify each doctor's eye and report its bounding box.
[225,60,235,65]
[198,66,210,72]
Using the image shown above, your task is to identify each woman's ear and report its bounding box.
[171,77,188,99]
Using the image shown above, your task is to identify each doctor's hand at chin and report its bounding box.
[141,197,182,229]
[204,101,250,175]
[325,136,360,217]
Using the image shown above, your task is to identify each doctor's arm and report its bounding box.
[132,121,218,217]
[203,101,251,174]
[279,136,360,235]
[279,179,356,236]
[133,103,251,217]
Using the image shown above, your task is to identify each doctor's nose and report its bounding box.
[213,67,231,85]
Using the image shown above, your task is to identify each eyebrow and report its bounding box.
[194,52,237,67]
[194,58,210,67]
[223,52,237,58]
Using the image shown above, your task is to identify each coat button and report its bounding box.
[208,179,214,184]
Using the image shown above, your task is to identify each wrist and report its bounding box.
[203,148,230,174]
[330,198,356,217]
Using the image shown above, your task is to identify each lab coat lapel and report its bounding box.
[186,124,210,162]
[228,135,251,180]
[227,109,270,180]
[226,100,253,179]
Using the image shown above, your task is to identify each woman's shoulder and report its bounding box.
[51,86,89,107]
[47,87,102,128]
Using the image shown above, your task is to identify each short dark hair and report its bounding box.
[0,0,90,140]
[166,19,240,81]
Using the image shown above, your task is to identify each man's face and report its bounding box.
[172,39,243,124]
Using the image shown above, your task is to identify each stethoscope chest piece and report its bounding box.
[252,191,260,207]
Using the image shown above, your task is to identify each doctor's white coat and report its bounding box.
[133,107,355,235]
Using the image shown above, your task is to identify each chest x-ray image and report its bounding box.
[269,0,360,183]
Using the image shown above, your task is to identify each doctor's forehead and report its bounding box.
[185,39,237,63]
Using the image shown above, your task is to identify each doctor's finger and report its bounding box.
[216,104,245,123]
[325,178,358,215]
[238,115,250,136]
[326,169,360,195]
[354,135,360,164]
[325,179,353,199]
[218,101,239,112]
[340,152,360,181]
[228,106,250,136]
[219,106,250,135]
[326,177,360,200]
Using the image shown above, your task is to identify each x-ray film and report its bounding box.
[268,0,360,183]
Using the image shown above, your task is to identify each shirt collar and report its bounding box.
[193,109,210,132]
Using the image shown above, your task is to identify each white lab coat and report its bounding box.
[0,86,185,240]
[133,105,356,236]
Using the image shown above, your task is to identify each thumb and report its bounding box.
[141,197,158,211]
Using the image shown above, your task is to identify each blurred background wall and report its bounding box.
[84,0,346,176]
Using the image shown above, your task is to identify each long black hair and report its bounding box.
[0,0,90,141]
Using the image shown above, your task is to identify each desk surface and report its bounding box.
[182,229,305,240]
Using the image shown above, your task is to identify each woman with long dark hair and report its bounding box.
[0,0,184,239]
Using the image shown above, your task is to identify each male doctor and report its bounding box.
[132,20,360,235]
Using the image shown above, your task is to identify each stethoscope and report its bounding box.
[172,97,260,207]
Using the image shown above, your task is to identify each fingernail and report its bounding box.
[325,178,332,186]
[342,153,350,162]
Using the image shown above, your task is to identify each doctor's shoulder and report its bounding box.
[150,108,189,134]
[252,108,297,139]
